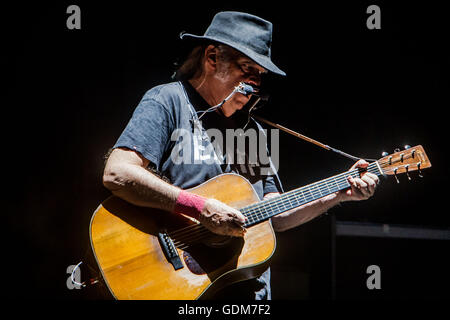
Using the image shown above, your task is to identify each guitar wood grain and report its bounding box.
[90,173,276,300]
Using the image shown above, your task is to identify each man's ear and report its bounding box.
[204,44,218,72]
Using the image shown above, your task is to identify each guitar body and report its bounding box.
[90,173,276,300]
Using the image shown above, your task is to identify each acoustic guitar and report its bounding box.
[89,145,431,299]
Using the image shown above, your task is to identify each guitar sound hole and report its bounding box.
[182,237,245,277]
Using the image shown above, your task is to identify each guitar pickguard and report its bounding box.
[181,237,244,278]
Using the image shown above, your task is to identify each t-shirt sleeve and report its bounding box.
[113,93,174,168]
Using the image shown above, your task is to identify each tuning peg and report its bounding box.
[404,145,411,150]
[394,148,401,153]
[393,168,400,184]
[381,151,389,157]
[417,162,423,178]
[405,165,411,180]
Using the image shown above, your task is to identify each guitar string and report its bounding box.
[170,157,414,247]
[244,158,404,220]
[170,162,388,244]
[182,154,413,232]
[170,162,382,238]
[239,158,402,214]
[242,164,379,218]
[172,166,382,246]
[170,164,383,246]
[169,157,414,242]
[170,167,365,243]
[173,170,390,248]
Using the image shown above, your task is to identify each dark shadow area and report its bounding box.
[8,0,449,300]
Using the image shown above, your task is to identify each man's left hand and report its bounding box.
[339,159,380,202]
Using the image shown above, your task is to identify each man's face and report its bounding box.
[214,51,267,117]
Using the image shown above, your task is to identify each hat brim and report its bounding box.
[180,33,286,77]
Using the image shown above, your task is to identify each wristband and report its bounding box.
[173,190,206,220]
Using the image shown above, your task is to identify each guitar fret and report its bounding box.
[291,197,297,209]
[255,206,266,220]
[316,183,323,197]
[300,190,306,203]
[318,182,326,197]
[319,183,325,197]
[310,184,320,200]
[337,173,349,189]
[301,190,309,203]
[324,180,332,194]
[243,164,386,226]
[276,197,286,211]
[332,176,339,192]
[306,188,314,202]
[286,196,295,210]
[295,192,303,206]
[311,183,319,199]
[312,184,321,199]
[283,195,291,210]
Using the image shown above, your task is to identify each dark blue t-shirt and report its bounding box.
[113,80,283,299]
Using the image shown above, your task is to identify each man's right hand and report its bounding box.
[198,199,248,237]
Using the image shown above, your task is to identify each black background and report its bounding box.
[7,0,449,301]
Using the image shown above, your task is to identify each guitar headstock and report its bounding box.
[378,145,431,181]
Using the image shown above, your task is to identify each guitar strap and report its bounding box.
[247,98,376,163]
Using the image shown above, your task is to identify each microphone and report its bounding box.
[198,83,254,119]
[195,82,269,127]
[236,82,269,101]
[236,82,255,95]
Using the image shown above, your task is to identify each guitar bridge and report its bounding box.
[157,231,183,270]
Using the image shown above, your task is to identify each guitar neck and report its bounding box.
[242,161,383,227]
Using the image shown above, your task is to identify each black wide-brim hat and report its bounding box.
[180,11,286,76]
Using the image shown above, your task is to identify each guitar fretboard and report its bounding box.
[241,162,383,227]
